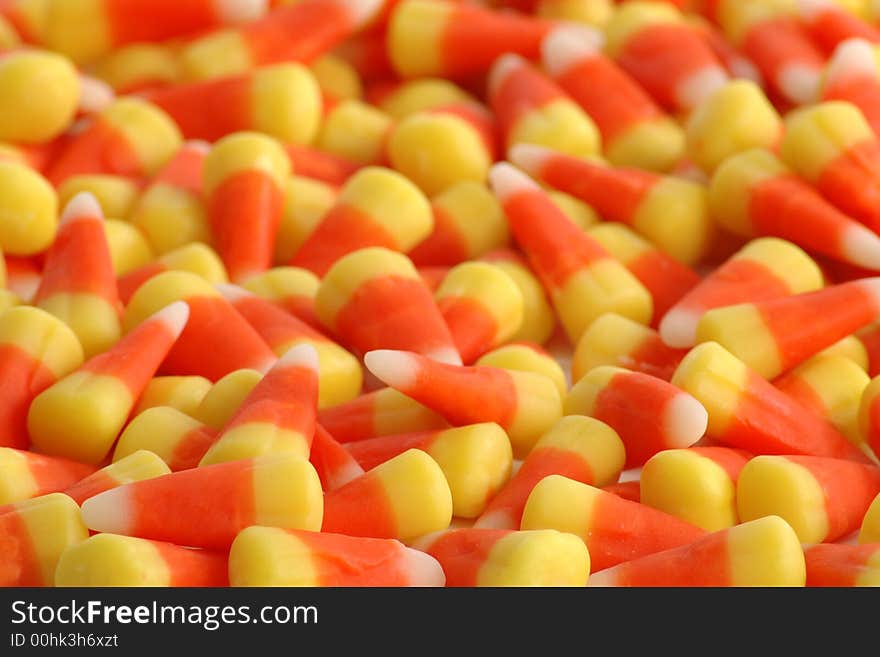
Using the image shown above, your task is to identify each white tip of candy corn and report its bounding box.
[488,53,526,98]
[778,64,820,105]
[729,56,763,85]
[150,301,191,338]
[841,225,880,270]
[854,277,880,312]
[508,143,553,176]
[60,192,103,226]
[541,25,604,77]
[586,567,618,587]
[662,394,708,448]
[825,39,879,85]
[214,0,267,23]
[364,349,420,389]
[183,139,212,155]
[472,510,513,530]
[796,0,833,19]
[658,307,700,349]
[488,162,541,202]
[277,342,320,372]
[80,487,134,535]
[426,345,463,366]
[402,547,446,587]
[337,0,384,27]
[215,283,253,302]
[78,75,115,114]
[677,67,728,111]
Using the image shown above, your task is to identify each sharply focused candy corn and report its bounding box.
[316,248,461,364]
[147,64,322,145]
[309,424,364,491]
[33,193,121,358]
[660,238,825,349]
[409,181,509,267]
[474,415,624,529]
[521,475,706,572]
[345,423,512,518]
[780,101,880,232]
[218,284,361,408]
[573,313,686,383]
[565,366,707,468]
[133,375,212,418]
[289,168,432,277]
[0,305,83,449]
[588,516,806,587]
[804,543,880,586]
[365,349,562,457]
[203,131,290,283]
[113,407,217,472]
[123,271,276,381]
[476,342,568,400]
[317,387,448,444]
[640,447,752,531]
[696,278,880,379]
[322,449,453,541]
[180,0,382,80]
[387,0,554,79]
[81,453,323,550]
[229,526,445,587]
[56,533,229,587]
[46,97,181,186]
[737,454,880,542]
[488,53,600,159]
[28,301,189,464]
[0,493,88,587]
[588,223,701,326]
[672,342,869,461]
[199,344,319,465]
[0,448,95,505]
[0,48,79,143]
[604,1,728,112]
[541,25,685,172]
[489,162,652,343]
[709,148,880,270]
[63,450,170,505]
[685,79,783,174]
[510,144,713,266]
[416,528,590,586]
[775,355,869,448]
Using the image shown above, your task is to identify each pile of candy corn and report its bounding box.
[4,0,880,588]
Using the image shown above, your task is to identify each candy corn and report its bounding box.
[63,450,171,505]
[588,516,806,587]
[804,543,880,586]
[28,301,189,464]
[0,448,95,505]
[521,475,706,572]
[229,526,445,587]
[660,238,825,349]
[81,453,323,550]
[365,349,561,458]
[489,162,653,343]
[737,454,880,542]
[565,366,708,468]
